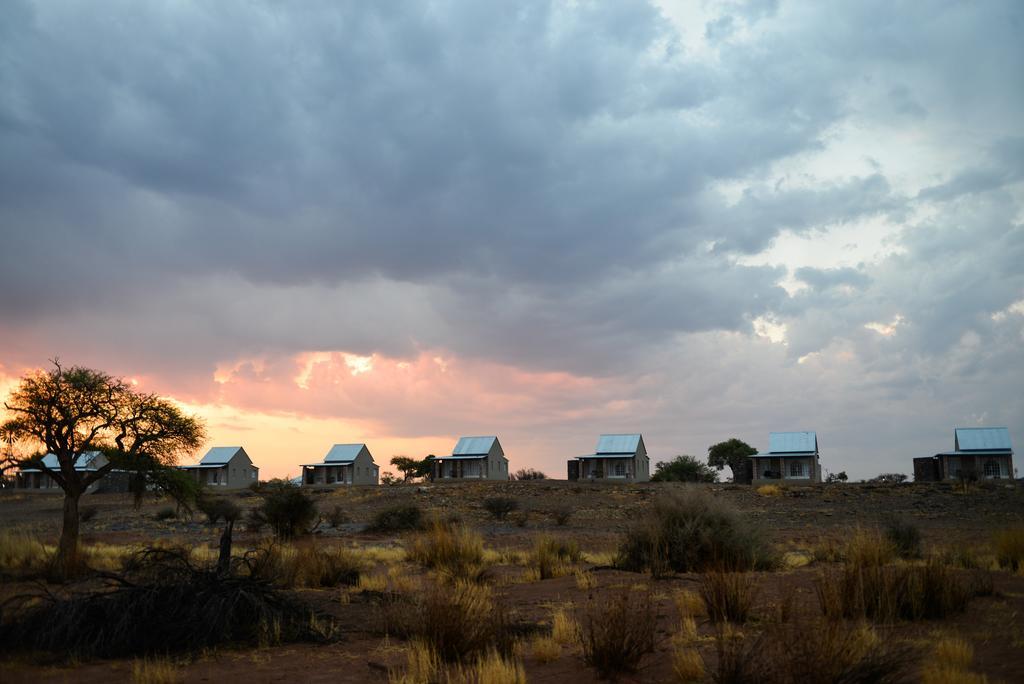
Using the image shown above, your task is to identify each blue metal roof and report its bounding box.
[595,434,642,455]
[200,447,243,465]
[323,444,368,463]
[23,451,103,472]
[768,432,817,454]
[453,436,497,455]
[955,427,1012,452]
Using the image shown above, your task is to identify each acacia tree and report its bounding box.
[390,455,432,482]
[2,361,205,578]
[707,438,758,483]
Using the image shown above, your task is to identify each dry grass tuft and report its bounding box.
[131,657,182,684]
[756,484,783,497]
[994,526,1024,571]
[673,589,707,618]
[0,530,51,576]
[699,571,756,623]
[529,635,561,663]
[407,521,487,582]
[532,536,581,580]
[921,637,988,684]
[670,636,704,683]
[574,568,597,590]
[578,590,656,677]
[845,528,896,567]
[550,605,581,647]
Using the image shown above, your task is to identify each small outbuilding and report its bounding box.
[568,433,650,482]
[179,447,259,489]
[914,427,1014,482]
[750,431,822,483]
[301,443,379,486]
[430,436,509,481]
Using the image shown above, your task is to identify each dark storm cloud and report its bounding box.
[0,0,1021,414]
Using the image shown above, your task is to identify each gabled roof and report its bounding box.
[199,447,245,465]
[767,431,818,454]
[954,427,1012,452]
[23,451,103,472]
[323,444,369,463]
[596,434,642,455]
[453,436,497,456]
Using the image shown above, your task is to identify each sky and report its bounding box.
[1,0,1022,481]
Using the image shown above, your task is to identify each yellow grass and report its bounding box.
[670,636,704,683]
[358,572,388,592]
[131,658,182,684]
[459,651,526,684]
[845,527,895,567]
[920,637,988,684]
[390,640,441,684]
[529,635,561,663]
[756,484,783,497]
[361,545,407,564]
[574,568,597,590]
[551,605,580,647]
[387,564,421,594]
[0,530,50,573]
[782,551,813,568]
[994,526,1024,571]
[673,589,706,618]
[389,643,525,684]
[677,615,698,641]
[581,550,617,566]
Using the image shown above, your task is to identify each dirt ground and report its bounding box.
[1,480,1022,682]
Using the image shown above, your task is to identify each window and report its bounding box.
[615,462,626,477]
[983,460,1001,479]
[789,462,804,477]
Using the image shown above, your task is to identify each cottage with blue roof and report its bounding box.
[15,451,127,492]
[430,436,509,481]
[179,446,258,489]
[750,431,822,483]
[567,433,650,482]
[301,443,379,486]
[914,428,1014,481]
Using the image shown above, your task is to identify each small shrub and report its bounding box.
[512,468,547,480]
[616,491,775,576]
[921,637,985,684]
[196,496,242,525]
[550,504,572,526]
[869,473,908,485]
[706,622,762,684]
[154,507,177,521]
[368,504,424,533]
[483,497,519,521]
[407,521,486,581]
[324,504,349,528]
[699,571,756,623]
[243,541,360,588]
[390,580,513,663]
[574,568,597,590]
[258,486,317,539]
[755,484,782,497]
[994,526,1024,571]
[884,517,922,559]
[673,589,707,619]
[651,455,718,483]
[578,590,656,677]
[79,506,99,522]
[533,536,581,580]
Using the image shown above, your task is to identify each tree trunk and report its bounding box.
[56,489,82,579]
[217,519,234,577]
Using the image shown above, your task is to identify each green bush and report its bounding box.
[196,496,242,525]
[651,455,718,483]
[367,504,424,533]
[884,518,922,559]
[257,486,317,539]
[616,491,774,576]
[482,497,519,521]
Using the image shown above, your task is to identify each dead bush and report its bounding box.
[700,570,757,623]
[242,541,361,588]
[0,546,334,659]
[617,490,775,576]
[578,590,656,677]
[883,517,922,559]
